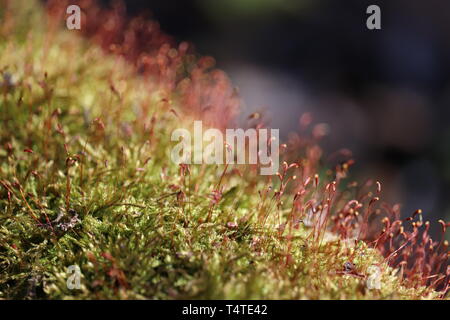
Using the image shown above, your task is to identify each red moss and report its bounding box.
[45,0,240,129]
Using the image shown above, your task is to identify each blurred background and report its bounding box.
[98,0,450,235]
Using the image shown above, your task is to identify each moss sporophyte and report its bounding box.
[0,0,448,299]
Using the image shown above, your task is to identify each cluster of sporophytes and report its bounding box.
[0,0,448,299]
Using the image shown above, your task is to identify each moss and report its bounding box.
[0,0,447,300]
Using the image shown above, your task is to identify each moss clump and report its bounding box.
[0,0,447,300]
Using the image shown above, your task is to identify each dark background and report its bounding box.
[101,0,450,235]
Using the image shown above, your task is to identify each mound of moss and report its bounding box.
[0,0,446,299]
